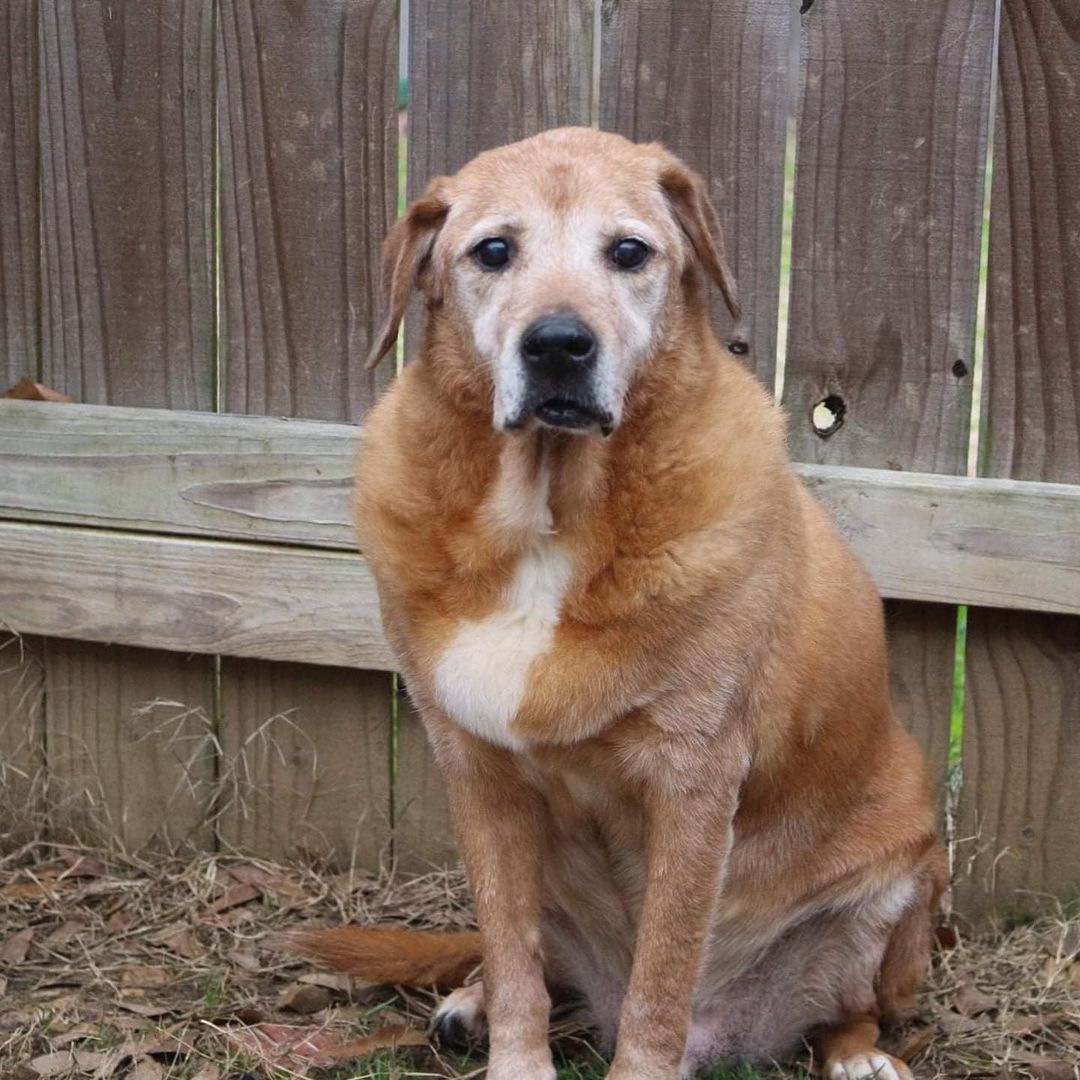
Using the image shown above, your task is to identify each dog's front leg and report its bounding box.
[606,740,746,1080]
[428,714,555,1080]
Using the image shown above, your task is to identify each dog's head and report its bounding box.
[368,127,738,436]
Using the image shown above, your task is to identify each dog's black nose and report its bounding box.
[521,315,597,371]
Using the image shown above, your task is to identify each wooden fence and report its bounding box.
[0,0,1076,920]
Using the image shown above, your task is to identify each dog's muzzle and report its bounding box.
[508,314,613,435]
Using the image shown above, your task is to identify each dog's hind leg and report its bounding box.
[432,981,487,1047]
[815,846,945,1080]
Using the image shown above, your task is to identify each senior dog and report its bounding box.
[295,128,944,1080]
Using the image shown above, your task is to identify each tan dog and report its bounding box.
[297,128,944,1080]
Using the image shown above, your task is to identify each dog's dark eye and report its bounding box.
[473,237,512,270]
[610,237,651,270]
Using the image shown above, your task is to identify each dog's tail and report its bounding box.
[286,926,483,988]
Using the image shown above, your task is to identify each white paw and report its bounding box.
[829,1053,910,1080]
[431,981,487,1046]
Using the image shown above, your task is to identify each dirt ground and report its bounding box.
[0,843,1078,1079]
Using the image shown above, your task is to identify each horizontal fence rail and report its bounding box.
[1,399,1079,670]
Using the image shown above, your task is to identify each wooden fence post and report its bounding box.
[957,0,1080,919]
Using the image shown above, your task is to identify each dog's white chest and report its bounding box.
[433,539,572,748]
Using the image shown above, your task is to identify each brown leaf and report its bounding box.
[953,982,997,1016]
[151,924,202,959]
[1,928,35,964]
[0,881,55,902]
[190,1067,222,1080]
[278,984,333,1015]
[59,855,107,880]
[222,1023,347,1072]
[296,971,358,994]
[1070,961,1080,990]
[890,1023,936,1061]
[208,883,260,914]
[103,909,132,934]
[115,995,172,1019]
[317,1023,429,1061]
[230,947,261,973]
[934,922,960,951]
[127,1058,165,1080]
[28,1049,109,1076]
[1017,1059,1077,1080]
[224,1005,266,1025]
[42,921,85,949]
[120,966,170,988]
[227,863,278,887]
[2,377,74,402]
[1038,923,1080,960]
[937,1012,988,1036]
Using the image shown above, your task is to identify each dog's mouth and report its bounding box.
[533,398,613,435]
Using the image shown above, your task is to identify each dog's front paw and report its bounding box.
[828,1052,913,1080]
[432,982,487,1047]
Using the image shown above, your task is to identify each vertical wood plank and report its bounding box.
[217,0,398,868]
[408,0,593,193]
[0,0,39,386]
[959,0,1080,919]
[0,636,45,847]
[784,0,995,473]
[599,0,790,386]
[395,0,594,867]
[37,0,217,849]
[218,0,397,422]
[44,642,216,848]
[783,3,997,805]
[218,661,391,867]
[39,0,215,406]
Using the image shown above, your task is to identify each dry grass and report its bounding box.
[0,842,1077,1080]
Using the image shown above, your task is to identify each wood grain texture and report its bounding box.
[408,0,593,193]
[0,521,394,671]
[35,0,218,853]
[0,0,39,386]
[217,0,398,421]
[218,659,390,866]
[960,0,1080,919]
[39,0,215,407]
[784,0,996,472]
[3,403,1080,611]
[0,635,45,846]
[600,0,790,385]
[394,692,457,871]
[782,2,997,806]
[42,640,215,850]
[216,0,399,867]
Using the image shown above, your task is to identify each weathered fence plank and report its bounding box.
[0,635,44,844]
[217,0,399,866]
[959,0,1080,918]
[36,0,217,849]
[218,660,390,868]
[600,0,790,385]
[0,0,38,386]
[4,403,1079,616]
[398,0,594,865]
[0,521,392,671]
[783,0,997,806]
[43,642,216,849]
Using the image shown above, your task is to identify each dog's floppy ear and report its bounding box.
[659,160,740,322]
[366,178,451,369]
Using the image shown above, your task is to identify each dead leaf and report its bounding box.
[937,1012,988,1036]
[1017,1058,1077,1080]
[953,982,997,1016]
[934,923,960,951]
[890,1023,936,1061]
[1005,1014,1051,1035]
[28,1049,109,1076]
[0,975,7,996]
[297,971,358,994]
[127,1058,165,1080]
[222,1023,349,1071]
[190,1066,222,1080]
[116,995,172,1019]
[42,921,85,949]
[103,909,132,934]
[0,881,56,902]
[228,863,278,887]
[59,855,107,880]
[317,1023,429,1061]
[1,927,35,964]
[151,924,202,959]
[279,983,333,1015]
[2,377,74,402]
[1070,961,1080,990]
[208,883,260,913]
[230,947,260,973]
[224,1004,266,1025]
[1038,923,1080,960]
[120,966,169,987]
